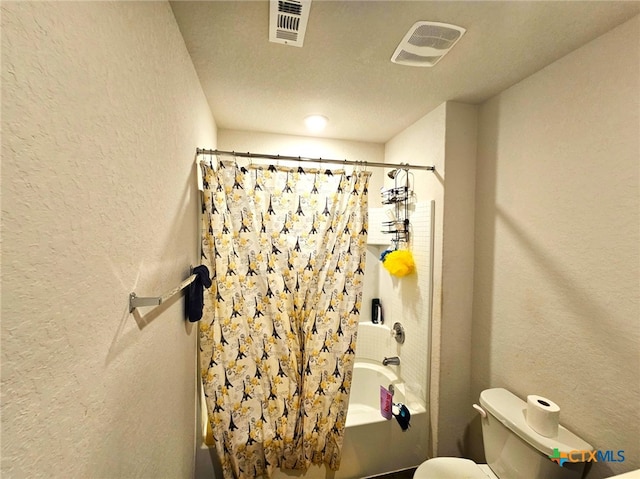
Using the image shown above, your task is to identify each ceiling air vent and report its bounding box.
[391,21,466,67]
[269,0,312,48]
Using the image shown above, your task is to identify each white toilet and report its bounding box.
[414,388,593,479]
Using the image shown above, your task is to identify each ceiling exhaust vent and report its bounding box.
[269,0,312,48]
[391,21,466,67]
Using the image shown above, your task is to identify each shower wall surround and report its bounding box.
[358,201,434,403]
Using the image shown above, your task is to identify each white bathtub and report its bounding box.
[196,359,428,479]
[346,359,424,427]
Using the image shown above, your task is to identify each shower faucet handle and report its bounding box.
[391,322,405,344]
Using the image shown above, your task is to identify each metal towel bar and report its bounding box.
[129,272,196,313]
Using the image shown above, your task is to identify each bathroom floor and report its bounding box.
[366,468,416,479]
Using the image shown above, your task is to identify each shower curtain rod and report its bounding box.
[196,148,435,172]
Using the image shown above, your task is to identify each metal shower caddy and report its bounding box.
[381,167,410,247]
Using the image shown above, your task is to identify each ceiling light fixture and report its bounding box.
[304,115,328,133]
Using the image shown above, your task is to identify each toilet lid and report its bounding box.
[413,458,494,479]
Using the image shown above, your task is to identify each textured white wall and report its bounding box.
[1,2,216,478]
[472,15,639,478]
[438,103,478,457]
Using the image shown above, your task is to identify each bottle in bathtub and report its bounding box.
[380,386,393,420]
[372,298,383,324]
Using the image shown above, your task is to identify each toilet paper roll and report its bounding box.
[526,395,560,438]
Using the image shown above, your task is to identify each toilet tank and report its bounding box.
[479,388,593,479]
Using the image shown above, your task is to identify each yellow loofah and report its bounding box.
[382,249,415,277]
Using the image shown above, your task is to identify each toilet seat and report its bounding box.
[413,458,498,479]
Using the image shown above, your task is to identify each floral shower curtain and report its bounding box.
[199,157,370,479]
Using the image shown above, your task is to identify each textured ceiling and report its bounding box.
[170,1,640,143]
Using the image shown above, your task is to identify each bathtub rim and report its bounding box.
[349,358,427,419]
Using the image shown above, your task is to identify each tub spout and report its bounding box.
[382,356,400,366]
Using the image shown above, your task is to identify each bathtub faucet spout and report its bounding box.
[382,356,400,366]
